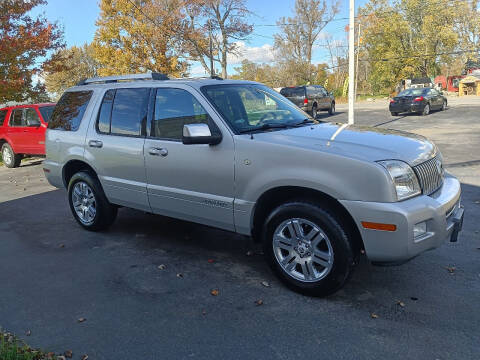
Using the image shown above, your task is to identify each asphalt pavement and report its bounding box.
[0,97,479,359]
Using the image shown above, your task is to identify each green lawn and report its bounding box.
[1,332,49,360]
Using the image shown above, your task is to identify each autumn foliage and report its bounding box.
[0,0,63,103]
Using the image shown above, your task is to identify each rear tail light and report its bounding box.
[390,99,395,103]
[303,98,308,105]
[414,96,424,102]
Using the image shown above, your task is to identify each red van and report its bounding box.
[0,103,56,168]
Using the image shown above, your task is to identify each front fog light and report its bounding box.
[413,222,427,238]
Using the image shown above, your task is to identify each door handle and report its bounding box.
[149,147,168,157]
[88,140,103,148]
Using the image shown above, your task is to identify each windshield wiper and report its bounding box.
[293,118,317,126]
[238,123,291,134]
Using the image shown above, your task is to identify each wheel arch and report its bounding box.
[62,159,98,188]
[251,186,364,253]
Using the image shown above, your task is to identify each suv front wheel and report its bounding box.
[2,143,22,168]
[262,201,356,296]
[68,171,117,231]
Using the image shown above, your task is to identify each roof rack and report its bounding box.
[76,72,170,86]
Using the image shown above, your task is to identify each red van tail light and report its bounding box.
[390,99,395,103]
[413,96,424,102]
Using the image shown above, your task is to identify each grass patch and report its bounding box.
[0,331,49,360]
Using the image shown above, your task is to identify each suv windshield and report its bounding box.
[398,88,427,97]
[202,84,312,133]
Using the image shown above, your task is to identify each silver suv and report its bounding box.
[44,73,464,296]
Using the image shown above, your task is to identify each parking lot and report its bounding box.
[0,96,479,359]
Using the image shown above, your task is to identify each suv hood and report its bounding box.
[250,122,436,166]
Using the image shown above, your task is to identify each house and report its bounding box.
[434,75,464,92]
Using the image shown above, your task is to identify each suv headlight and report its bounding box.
[378,160,421,201]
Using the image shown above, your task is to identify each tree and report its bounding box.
[185,0,253,78]
[359,0,460,92]
[274,0,340,83]
[93,0,191,77]
[0,0,63,103]
[43,44,100,99]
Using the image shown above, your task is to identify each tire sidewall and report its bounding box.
[329,102,335,115]
[312,105,317,119]
[262,202,354,296]
[423,103,430,115]
[68,171,115,231]
[1,143,18,168]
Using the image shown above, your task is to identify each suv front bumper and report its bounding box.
[340,174,463,262]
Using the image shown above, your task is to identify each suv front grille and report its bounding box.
[414,156,444,195]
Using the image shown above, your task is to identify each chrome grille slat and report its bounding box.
[414,156,443,195]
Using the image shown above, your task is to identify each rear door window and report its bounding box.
[49,91,93,131]
[110,88,149,136]
[10,109,24,127]
[25,108,41,126]
[0,110,7,125]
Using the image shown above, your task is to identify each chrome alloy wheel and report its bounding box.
[3,147,12,165]
[72,181,97,225]
[273,218,334,282]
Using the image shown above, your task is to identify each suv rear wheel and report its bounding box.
[328,102,335,115]
[68,171,117,231]
[1,143,22,168]
[311,105,318,119]
[262,201,356,296]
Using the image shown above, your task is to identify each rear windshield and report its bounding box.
[49,91,93,131]
[398,88,427,97]
[38,106,55,122]
[280,87,305,97]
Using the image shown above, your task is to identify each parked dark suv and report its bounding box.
[280,85,335,118]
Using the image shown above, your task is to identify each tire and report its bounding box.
[1,143,21,168]
[261,201,356,297]
[328,102,335,115]
[311,105,318,119]
[391,112,398,116]
[441,101,447,111]
[68,171,117,231]
[422,103,430,116]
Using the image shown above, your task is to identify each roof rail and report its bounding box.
[76,72,169,86]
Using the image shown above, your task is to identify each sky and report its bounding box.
[30,0,367,76]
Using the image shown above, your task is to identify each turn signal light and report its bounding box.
[361,221,397,231]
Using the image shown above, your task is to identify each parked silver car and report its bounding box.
[44,73,464,296]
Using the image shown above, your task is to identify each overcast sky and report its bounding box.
[31,0,367,76]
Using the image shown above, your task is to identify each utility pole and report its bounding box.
[348,0,355,125]
[208,20,214,77]
[355,23,361,101]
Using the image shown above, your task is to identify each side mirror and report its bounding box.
[182,123,222,145]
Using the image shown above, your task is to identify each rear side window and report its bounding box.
[49,91,93,131]
[0,110,7,125]
[10,109,24,127]
[38,106,55,122]
[152,88,210,140]
[97,88,149,137]
[280,87,305,97]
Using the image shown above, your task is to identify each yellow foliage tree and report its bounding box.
[93,0,190,77]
